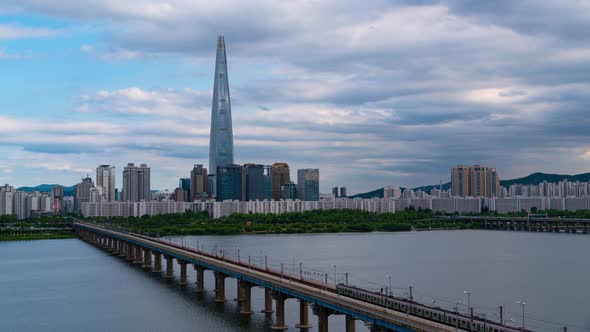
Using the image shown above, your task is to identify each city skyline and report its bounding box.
[1,1,590,193]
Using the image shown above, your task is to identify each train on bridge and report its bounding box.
[336,284,529,332]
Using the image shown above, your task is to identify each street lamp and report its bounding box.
[386,275,392,296]
[464,290,471,312]
[517,301,526,329]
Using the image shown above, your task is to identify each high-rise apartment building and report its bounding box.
[271,162,290,200]
[122,163,151,202]
[190,165,208,201]
[332,187,339,198]
[340,187,347,198]
[209,35,234,196]
[216,164,242,201]
[243,164,272,201]
[96,165,116,202]
[451,165,500,198]
[50,185,63,214]
[75,177,94,211]
[297,169,320,201]
[0,184,14,215]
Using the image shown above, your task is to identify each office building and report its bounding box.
[209,35,234,194]
[216,164,242,201]
[243,164,272,201]
[451,165,500,198]
[190,165,208,201]
[297,169,320,201]
[174,188,188,202]
[271,162,290,200]
[179,178,191,200]
[281,182,297,200]
[96,165,116,202]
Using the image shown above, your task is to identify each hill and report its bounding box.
[17,184,76,196]
[351,172,590,198]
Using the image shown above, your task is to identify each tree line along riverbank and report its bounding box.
[91,209,478,236]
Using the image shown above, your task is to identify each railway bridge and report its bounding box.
[74,222,526,332]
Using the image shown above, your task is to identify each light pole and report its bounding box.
[386,275,392,296]
[331,264,337,285]
[517,301,526,329]
[464,290,471,312]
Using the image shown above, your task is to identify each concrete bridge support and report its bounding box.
[313,304,334,332]
[153,253,162,272]
[165,255,174,278]
[194,265,205,292]
[112,239,120,255]
[178,259,188,285]
[239,280,253,314]
[345,315,356,332]
[143,249,152,270]
[264,288,273,313]
[133,245,142,264]
[295,300,312,329]
[214,271,227,302]
[271,292,290,330]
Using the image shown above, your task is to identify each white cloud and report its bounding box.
[0,23,60,39]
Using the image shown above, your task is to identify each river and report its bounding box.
[0,230,588,331]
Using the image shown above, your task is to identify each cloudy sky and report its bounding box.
[0,0,589,194]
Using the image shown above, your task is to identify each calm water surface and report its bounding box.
[0,230,588,331]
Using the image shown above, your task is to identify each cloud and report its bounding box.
[0,23,60,39]
[2,0,590,193]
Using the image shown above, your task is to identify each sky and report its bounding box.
[1,0,590,194]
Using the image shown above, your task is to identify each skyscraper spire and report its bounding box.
[209,35,234,196]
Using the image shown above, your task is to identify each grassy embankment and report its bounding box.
[93,209,479,236]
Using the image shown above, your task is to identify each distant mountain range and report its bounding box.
[350,172,590,199]
[17,184,76,196]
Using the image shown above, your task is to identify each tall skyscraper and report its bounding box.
[209,35,234,196]
[216,164,242,201]
[332,187,339,198]
[297,169,320,201]
[271,162,290,200]
[50,185,63,214]
[243,164,272,201]
[122,163,151,202]
[190,165,208,201]
[96,165,116,202]
[451,165,500,198]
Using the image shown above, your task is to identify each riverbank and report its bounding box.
[0,231,78,242]
[91,209,480,236]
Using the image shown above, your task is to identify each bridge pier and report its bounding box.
[345,315,356,332]
[263,288,273,313]
[178,259,188,285]
[153,252,162,272]
[112,239,120,255]
[295,300,312,329]
[143,249,152,270]
[239,280,253,314]
[313,304,334,332]
[165,255,174,278]
[271,292,290,330]
[214,271,226,302]
[194,265,205,292]
[132,245,142,264]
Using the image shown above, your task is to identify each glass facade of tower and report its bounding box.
[243,164,272,201]
[209,35,234,186]
[216,164,242,201]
